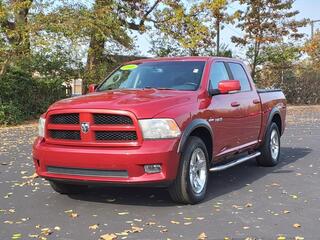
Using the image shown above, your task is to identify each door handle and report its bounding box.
[253,99,261,104]
[231,101,240,107]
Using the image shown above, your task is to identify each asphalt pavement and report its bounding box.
[1,106,319,240]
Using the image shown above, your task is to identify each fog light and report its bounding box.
[144,164,162,174]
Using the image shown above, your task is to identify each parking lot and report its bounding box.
[1,106,319,239]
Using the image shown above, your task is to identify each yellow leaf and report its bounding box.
[89,224,99,230]
[198,232,207,240]
[11,233,22,239]
[277,236,286,240]
[131,226,143,233]
[100,233,117,240]
[70,213,78,218]
[290,194,298,199]
[146,222,156,225]
[115,232,128,236]
[118,212,129,216]
[40,228,52,236]
[295,236,304,240]
[293,223,301,228]
[22,173,38,180]
[170,220,180,224]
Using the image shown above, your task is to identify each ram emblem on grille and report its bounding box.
[81,122,90,134]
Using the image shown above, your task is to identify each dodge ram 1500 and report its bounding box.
[33,57,286,204]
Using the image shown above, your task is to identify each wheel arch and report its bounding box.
[177,119,213,162]
[267,108,282,135]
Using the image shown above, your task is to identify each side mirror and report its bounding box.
[218,80,241,94]
[88,84,97,93]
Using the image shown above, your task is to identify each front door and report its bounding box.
[207,61,245,157]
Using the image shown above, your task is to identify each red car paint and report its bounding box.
[32,57,286,185]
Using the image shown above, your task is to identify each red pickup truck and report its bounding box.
[33,57,286,204]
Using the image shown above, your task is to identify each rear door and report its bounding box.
[227,62,262,147]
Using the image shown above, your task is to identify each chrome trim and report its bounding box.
[209,152,261,172]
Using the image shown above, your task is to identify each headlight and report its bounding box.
[138,119,181,139]
[38,117,46,137]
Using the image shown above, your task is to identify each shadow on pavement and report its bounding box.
[68,147,312,206]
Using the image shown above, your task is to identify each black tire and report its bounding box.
[49,181,88,194]
[169,136,209,204]
[256,122,281,167]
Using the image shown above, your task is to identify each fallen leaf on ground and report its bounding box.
[295,236,304,240]
[22,173,38,180]
[277,236,286,240]
[131,226,143,233]
[89,224,99,230]
[117,212,129,216]
[100,233,117,240]
[70,213,78,218]
[41,228,53,236]
[11,233,22,239]
[290,194,298,199]
[293,223,301,228]
[170,220,180,224]
[198,232,207,240]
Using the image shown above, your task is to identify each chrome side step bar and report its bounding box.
[209,151,261,172]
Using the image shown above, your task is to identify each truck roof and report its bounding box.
[126,56,241,64]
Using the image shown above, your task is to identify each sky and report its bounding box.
[134,0,320,57]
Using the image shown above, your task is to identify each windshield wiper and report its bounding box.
[143,86,175,90]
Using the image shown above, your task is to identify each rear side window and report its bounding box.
[228,63,251,91]
[209,62,230,89]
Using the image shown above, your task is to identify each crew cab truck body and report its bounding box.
[33,57,286,204]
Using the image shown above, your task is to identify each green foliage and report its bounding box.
[304,31,320,68]
[232,0,308,79]
[0,57,69,125]
[152,0,216,56]
[0,102,24,125]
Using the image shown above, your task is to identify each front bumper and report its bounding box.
[32,137,180,185]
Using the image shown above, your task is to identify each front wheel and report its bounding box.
[256,122,281,167]
[169,136,209,204]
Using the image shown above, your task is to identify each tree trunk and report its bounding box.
[251,40,260,81]
[216,19,220,56]
[12,0,32,56]
[83,33,106,94]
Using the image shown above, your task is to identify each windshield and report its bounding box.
[97,61,206,91]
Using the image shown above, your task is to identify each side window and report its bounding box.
[228,63,251,91]
[209,62,230,89]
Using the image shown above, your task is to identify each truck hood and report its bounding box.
[48,89,196,119]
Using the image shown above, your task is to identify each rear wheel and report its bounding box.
[256,122,281,167]
[49,181,88,194]
[169,136,209,204]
